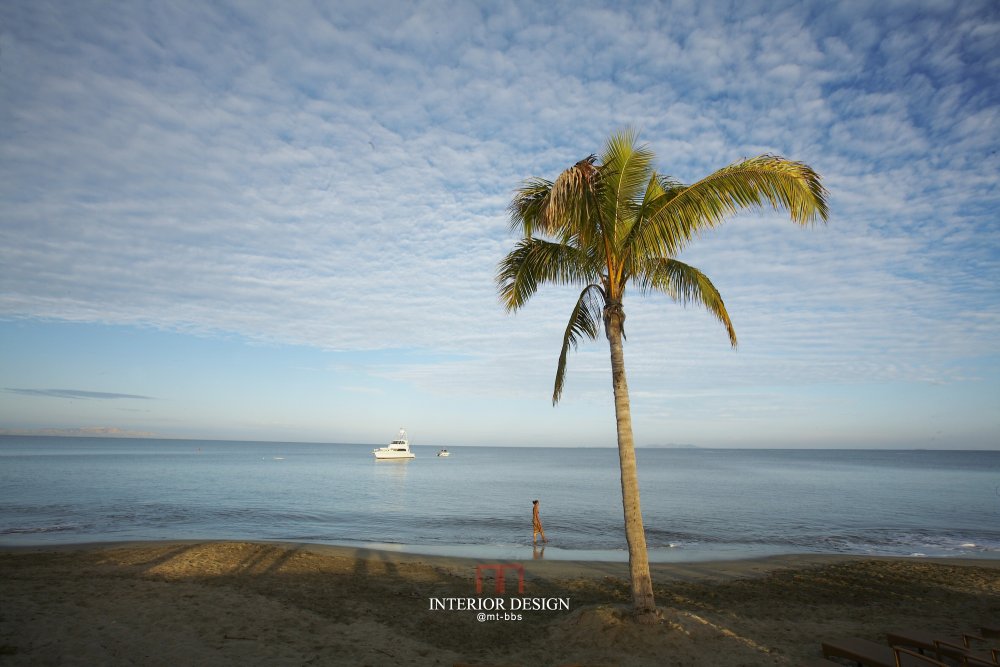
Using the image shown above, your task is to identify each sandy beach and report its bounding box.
[0,541,997,666]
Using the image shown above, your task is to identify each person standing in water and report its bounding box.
[532,499,547,544]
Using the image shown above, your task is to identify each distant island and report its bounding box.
[641,443,700,449]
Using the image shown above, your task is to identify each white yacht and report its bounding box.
[437,449,450,457]
[373,428,415,460]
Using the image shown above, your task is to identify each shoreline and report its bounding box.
[4,535,996,565]
[3,537,998,576]
[2,540,998,665]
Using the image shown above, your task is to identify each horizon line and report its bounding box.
[0,432,995,452]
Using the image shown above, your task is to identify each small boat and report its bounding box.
[437,449,450,457]
[373,428,415,460]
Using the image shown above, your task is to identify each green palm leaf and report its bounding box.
[635,258,737,347]
[554,284,606,404]
[496,238,596,312]
[633,155,829,259]
[600,128,654,243]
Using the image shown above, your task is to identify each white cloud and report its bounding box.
[0,0,997,444]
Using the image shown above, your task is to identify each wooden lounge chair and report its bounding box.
[933,639,999,666]
[894,647,951,667]
[960,653,1000,667]
[886,631,955,655]
[888,631,997,654]
[821,637,948,667]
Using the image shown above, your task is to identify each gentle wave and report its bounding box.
[1,524,80,535]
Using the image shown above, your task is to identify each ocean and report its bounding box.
[1,436,998,562]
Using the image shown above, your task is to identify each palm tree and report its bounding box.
[497,129,827,622]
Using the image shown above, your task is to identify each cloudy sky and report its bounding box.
[1,0,997,448]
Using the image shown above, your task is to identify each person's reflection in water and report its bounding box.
[532,543,545,560]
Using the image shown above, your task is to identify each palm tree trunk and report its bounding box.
[605,305,657,621]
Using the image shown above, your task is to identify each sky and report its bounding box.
[1,0,998,448]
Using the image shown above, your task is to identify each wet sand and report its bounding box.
[1,541,997,665]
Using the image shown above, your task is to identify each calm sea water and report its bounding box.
[1,436,998,562]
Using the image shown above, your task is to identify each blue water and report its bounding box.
[1,436,998,562]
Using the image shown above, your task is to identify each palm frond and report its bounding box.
[545,155,602,246]
[620,173,687,263]
[508,177,554,238]
[636,155,829,258]
[600,128,654,242]
[554,284,606,404]
[635,258,737,347]
[496,238,596,312]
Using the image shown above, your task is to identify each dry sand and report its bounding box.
[0,541,997,666]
